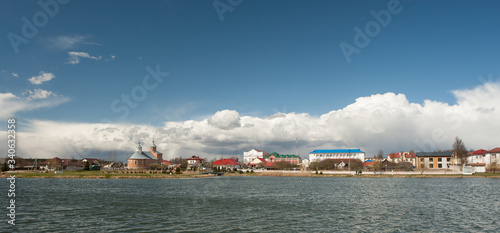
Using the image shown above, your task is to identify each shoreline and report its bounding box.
[2,170,499,179]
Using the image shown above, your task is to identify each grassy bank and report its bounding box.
[2,170,499,179]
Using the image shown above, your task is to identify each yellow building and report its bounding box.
[416,152,453,169]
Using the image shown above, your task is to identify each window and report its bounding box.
[438,164,442,168]
[429,158,433,162]
[429,164,434,168]
[438,158,442,162]
[447,158,451,162]
[135,161,138,164]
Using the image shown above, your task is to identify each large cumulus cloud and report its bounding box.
[2,82,499,161]
[207,110,241,130]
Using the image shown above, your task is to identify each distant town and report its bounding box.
[3,138,499,175]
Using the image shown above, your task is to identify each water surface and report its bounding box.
[2,177,499,232]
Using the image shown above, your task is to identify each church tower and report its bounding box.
[150,139,157,152]
[136,141,142,153]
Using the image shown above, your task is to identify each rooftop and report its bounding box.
[213,158,241,166]
[187,155,204,161]
[267,154,300,159]
[486,147,500,153]
[310,149,364,154]
[415,152,453,157]
[128,151,157,160]
[468,149,487,155]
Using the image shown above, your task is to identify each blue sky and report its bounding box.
[1,0,500,159]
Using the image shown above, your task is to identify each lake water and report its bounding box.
[2,177,499,232]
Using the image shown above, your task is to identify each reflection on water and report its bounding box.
[2,177,499,232]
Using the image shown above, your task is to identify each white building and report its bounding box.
[485,147,500,170]
[186,155,204,169]
[467,149,487,173]
[387,152,417,167]
[301,158,310,169]
[243,149,269,164]
[309,149,365,162]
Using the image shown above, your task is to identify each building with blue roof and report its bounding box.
[309,149,365,163]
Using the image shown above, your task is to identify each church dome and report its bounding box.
[136,142,142,153]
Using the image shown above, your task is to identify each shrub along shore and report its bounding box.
[1,170,499,179]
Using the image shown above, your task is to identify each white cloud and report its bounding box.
[46,35,88,50]
[12,73,18,78]
[0,89,69,120]
[67,51,102,64]
[25,89,57,100]
[105,55,116,62]
[28,72,55,85]
[2,82,500,160]
[208,110,241,130]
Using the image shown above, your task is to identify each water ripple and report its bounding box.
[1,177,499,232]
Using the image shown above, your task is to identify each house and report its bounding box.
[103,162,126,170]
[127,140,163,169]
[309,149,365,162]
[248,157,266,168]
[187,155,204,169]
[301,158,310,169]
[387,152,417,167]
[416,152,453,169]
[41,157,84,171]
[265,152,301,164]
[213,158,241,170]
[363,159,375,167]
[243,149,269,164]
[485,147,500,171]
[82,158,99,165]
[322,159,348,169]
[467,149,487,173]
[162,160,172,166]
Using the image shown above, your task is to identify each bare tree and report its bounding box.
[489,161,497,174]
[452,136,468,166]
[350,159,364,171]
[272,161,295,170]
[420,159,425,175]
[377,150,384,160]
[373,161,383,171]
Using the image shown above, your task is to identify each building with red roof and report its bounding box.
[387,152,417,167]
[248,158,266,167]
[363,160,375,167]
[467,149,487,173]
[485,148,500,172]
[213,158,241,170]
[162,160,172,166]
[187,155,204,169]
[243,149,269,164]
